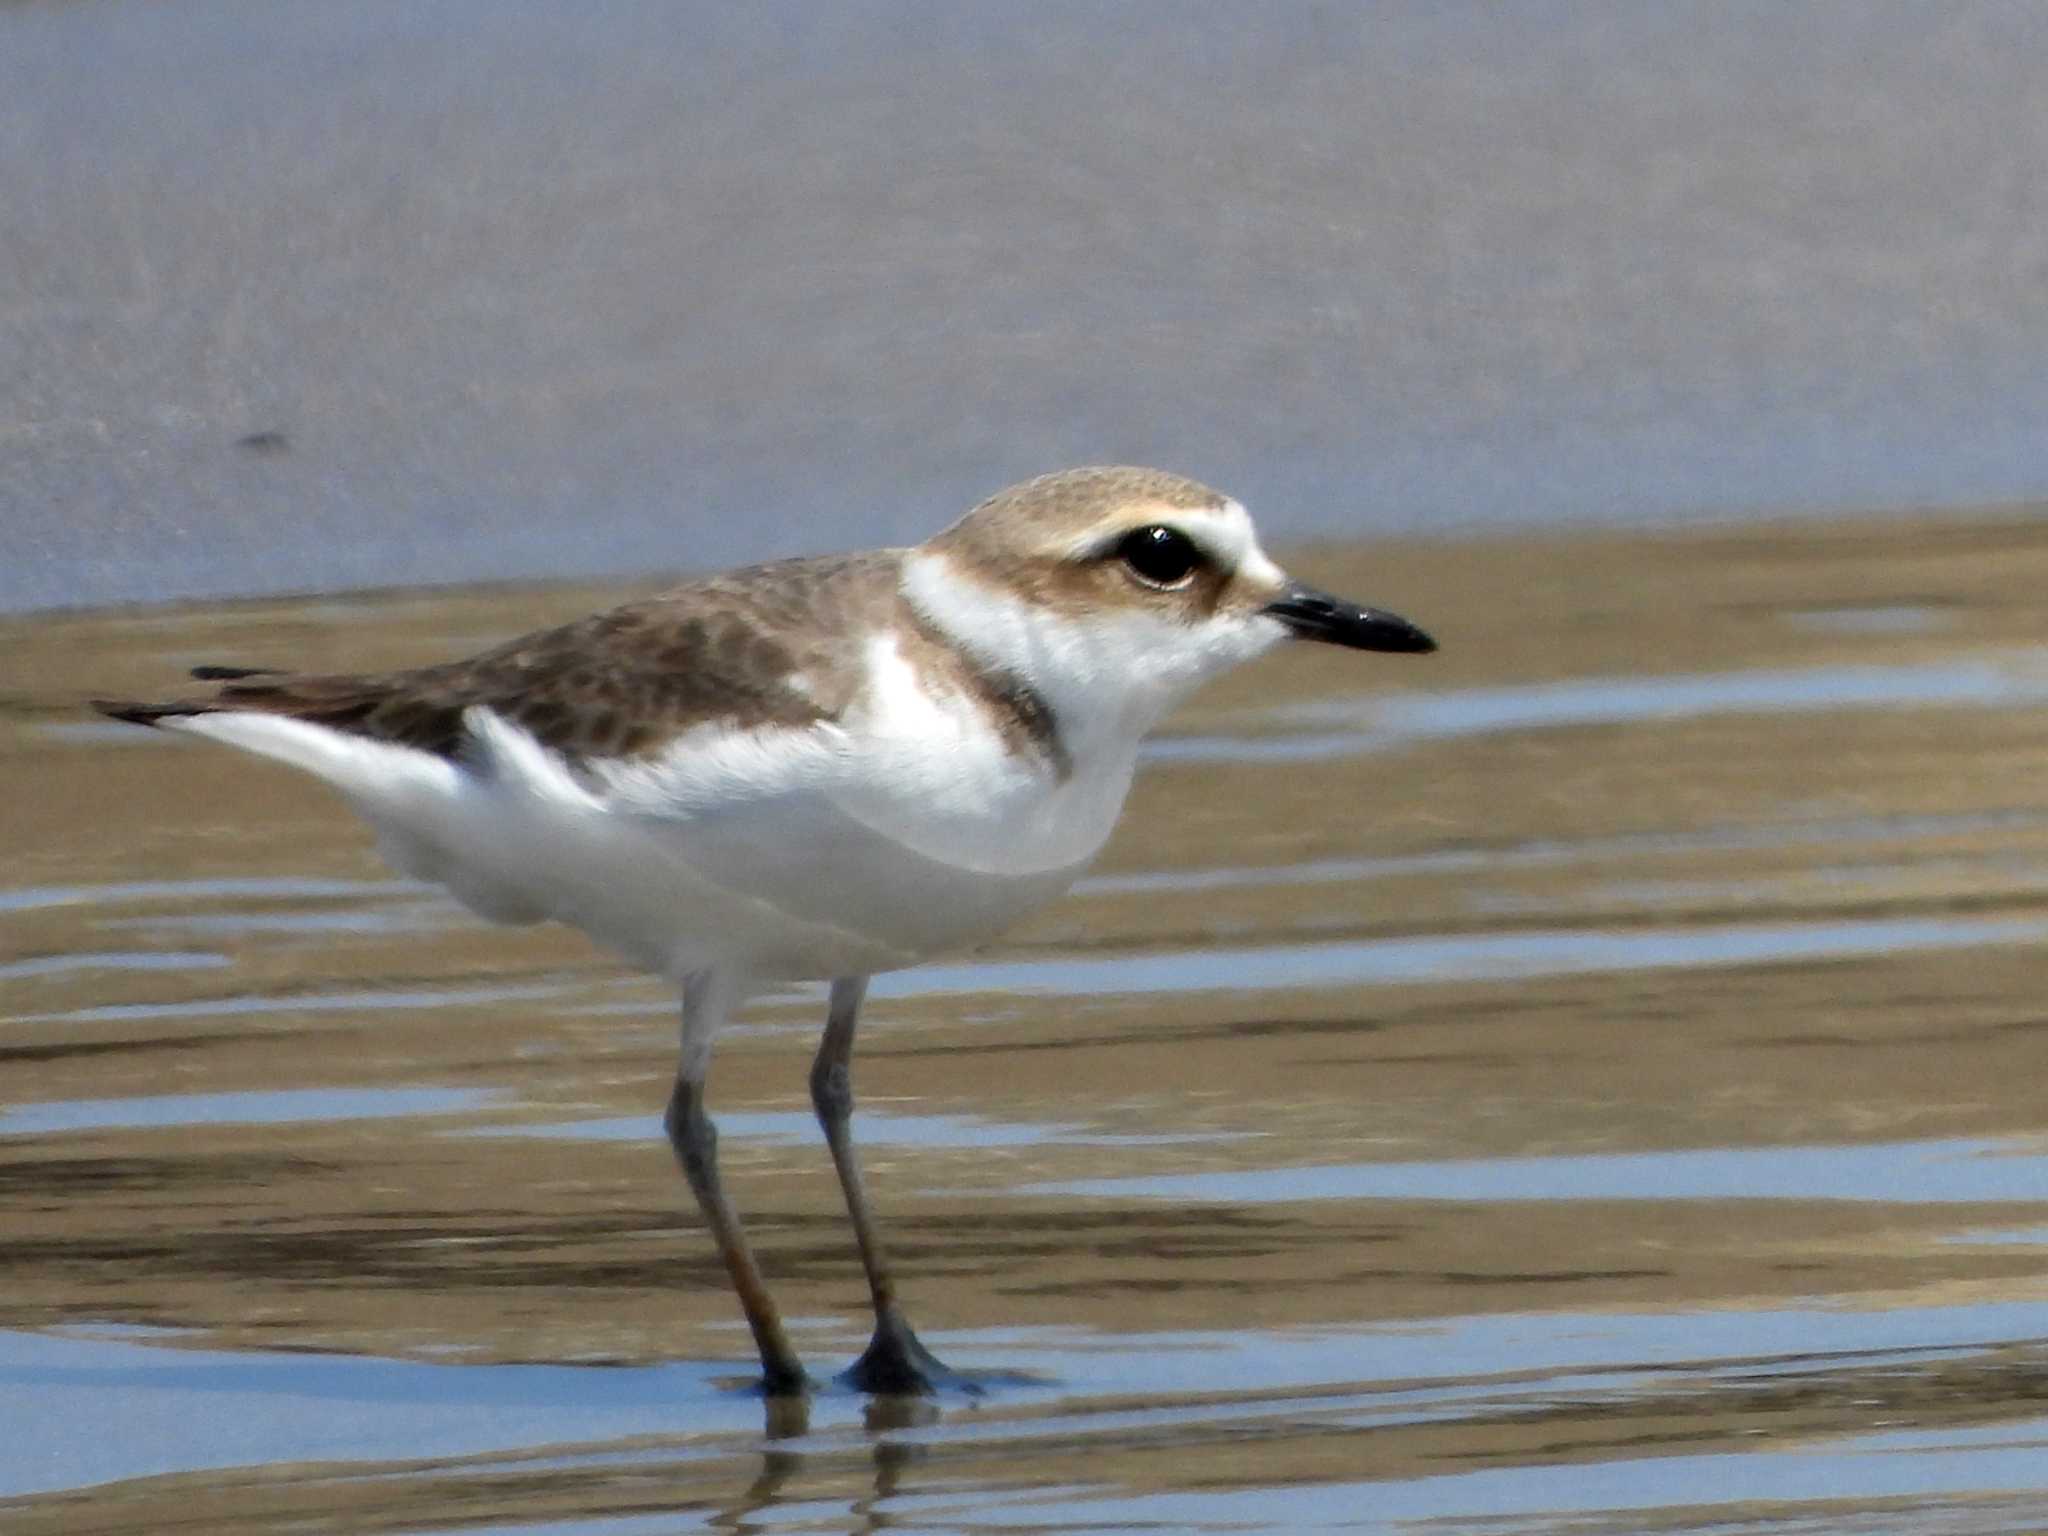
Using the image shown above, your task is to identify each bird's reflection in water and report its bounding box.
[709,1391,944,1534]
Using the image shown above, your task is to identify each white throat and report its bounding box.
[899,549,1286,760]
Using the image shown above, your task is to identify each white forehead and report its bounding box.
[1062,498,1286,590]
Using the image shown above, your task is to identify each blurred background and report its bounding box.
[9,0,2048,612]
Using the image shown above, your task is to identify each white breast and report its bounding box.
[587,627,1136,974]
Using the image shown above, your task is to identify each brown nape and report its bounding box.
[92,552,907,764]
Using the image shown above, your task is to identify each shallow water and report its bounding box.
[1025,1135,2048,1207]
[0,1086,506,1138]
[1146,652,2048,765]
[9,512,2048,1530]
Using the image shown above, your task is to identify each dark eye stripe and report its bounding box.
[1115,525,1203,588]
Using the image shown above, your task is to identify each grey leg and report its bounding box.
[810,975,955,1393]
[666,967,807,1395]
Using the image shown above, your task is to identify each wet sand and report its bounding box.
[6,510,2048,1530]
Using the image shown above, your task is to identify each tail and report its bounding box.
[92,663,591,930]
[90,655,471,832]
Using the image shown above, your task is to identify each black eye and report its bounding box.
[1115,525,1203,588]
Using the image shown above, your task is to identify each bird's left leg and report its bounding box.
[810,975,957,1393]
[666,966,808,1395]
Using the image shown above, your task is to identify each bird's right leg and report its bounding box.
[664,967,807,1395]
[811,975,958,1394]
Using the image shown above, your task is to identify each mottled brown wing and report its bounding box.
[94,552,895,762]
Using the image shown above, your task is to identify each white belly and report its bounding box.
[495,803,1087,980]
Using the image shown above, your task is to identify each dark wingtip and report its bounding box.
[92,698,190,728]
[190,664,281,681]
[96,665,283,726]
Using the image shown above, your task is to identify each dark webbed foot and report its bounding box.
[840,1312,975,1396]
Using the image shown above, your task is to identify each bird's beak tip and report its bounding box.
[1263,585,1437,655]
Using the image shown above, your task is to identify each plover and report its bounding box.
[95,466,1435,1395]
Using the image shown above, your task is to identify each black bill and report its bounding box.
[1263,584,1436,654]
